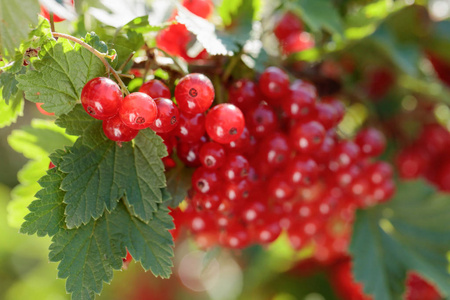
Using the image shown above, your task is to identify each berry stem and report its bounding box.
[49,13,56,34]
[222,49,242,82]
[153,47,188,75]
[51,32,130,95]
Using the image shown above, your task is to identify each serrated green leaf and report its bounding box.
[165,162,193,208]
[0,71,20,102]
[20,166,66,237]
[176,6,239,56]
[350,180,450,300]
[8,119,76,160]
[49,202,174,300]
[0,90,23,128]
[84,32,108,53]
[219,0,257,46]
[0,0,40,57]
[7,120,75,228]
[291,0,344,36]
[17,38,106,115]
[56,105,168,228]
[123,16,170,33]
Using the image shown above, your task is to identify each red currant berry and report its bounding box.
[148,98,180,133]
[174,111,206,143]
[268,173,295,201]
[257,132,290,170]
[366,161,393,185]
[102,115,139,142]
[285,155,319,186]
[281,83,315,119]
[182,0,213,19]
[219,222,250,249]
[274,12,303,41]
[258,66,290,100]
[119,92,158,130]
[246,103,279,138]
[191,167,220,194]
[199,142,226,169]
[221,153,249,182]
[290,121,326,153]
[328,141,361,171]
[205,104,245,144]
[139,79,171,99]
[156,24,191,57]
[175,73,214,115]
[223,179,251,202]
[281,32,315,55]
[419,123,450,155]
[176,136,207,167]
[81,77,122,120]
[228,79,261,111]
[396,147,429,179]
[355,128,386,157]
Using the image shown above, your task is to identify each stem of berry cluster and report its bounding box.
[51,32,130,95]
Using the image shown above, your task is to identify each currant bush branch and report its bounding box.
[51,32,130,95]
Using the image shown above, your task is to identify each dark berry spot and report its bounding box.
[136,117,145,124]
[87,106,96,115]
[229,127,238,135]
[197,180,205,190]
[313,136,321,144]
[205,157,214,167]
[276,154,284,162]
[189,88,198,97]
[171,116,177,125]
[256,116,263,124]
[241,168,249,178]
[243,190,249,198]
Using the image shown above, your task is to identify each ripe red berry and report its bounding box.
[119,92,158,130]
[281,83,315,119]
[290,121,326,153]
[182,0,213,19]
[174,111,206,143]
[176,136,207,167]
[148,98,180,133]
[258,67,290,100]
[228,79,261,111]
[281,32,315,55]
[257,132,290,170]
[222,153,249,182]
[246,103,279,138]
[274,12,303,41]
[205,104,245,144]
[156,24,191,57]
[285,155,319,186]
[81,77,122,120]
[199,142,226,169]
[175,73,215,115]
[191,167,220,194]
[355,128,386,157]
[102,115,139,142]
[139,79,171,99]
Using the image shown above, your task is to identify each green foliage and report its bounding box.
[351,180,450,300]
[291,0,344,36]
[0,71,20,103]
[49,202,173,300]
[0,91,23,128]
[55,105,168,228]
[165,161,194,208]
[17,37,106,116]
[0,0,40,57]
[7,120,76,228]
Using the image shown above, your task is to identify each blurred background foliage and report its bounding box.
[1,0,450,299]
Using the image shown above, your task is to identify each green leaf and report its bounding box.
[20,164,66,237]
[350,180,450,300]
[49,202,174,300]
[176,6,239,56]
[291,0,344,36]
[123,16,170,34]
[0,71,20,102]
[17,38,106,115]
[84,32,108,53]
[165,162,193,208]
[0,90,23,128]
[7,120,75,228]
[0,0,40,57]
[219,0,258,46]
[56,105,168,228]
[369,23,420,76]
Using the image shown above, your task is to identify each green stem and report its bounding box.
[222,50,242,82]
[51,32,130,95]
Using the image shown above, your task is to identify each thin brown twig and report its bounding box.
[51,32,130,95]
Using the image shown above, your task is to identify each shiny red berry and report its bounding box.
[182,0,213,18]
[258,67,290,100]
[139,79,171,99]
[102,115,139,142]
[199,142,226,169]
[205,104,245,144]
[148,98,180,133]
[175,73,214,115]
[246,103,279,138]
[222,153,249,182]
[174,111,206,143]
[119,92,158,130]
[274,12,303,41]
[290,121,326,153]
[228,79,261,111]
[355,128,386,157]
[191,167,220,194]
[81,77,122,120]
[281,83,315,119]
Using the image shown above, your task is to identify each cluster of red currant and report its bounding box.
[80,73,217,143]
[274,11,315,55]
[156,0,213,61]
[165,66,394,256]
[396,123,450,192]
